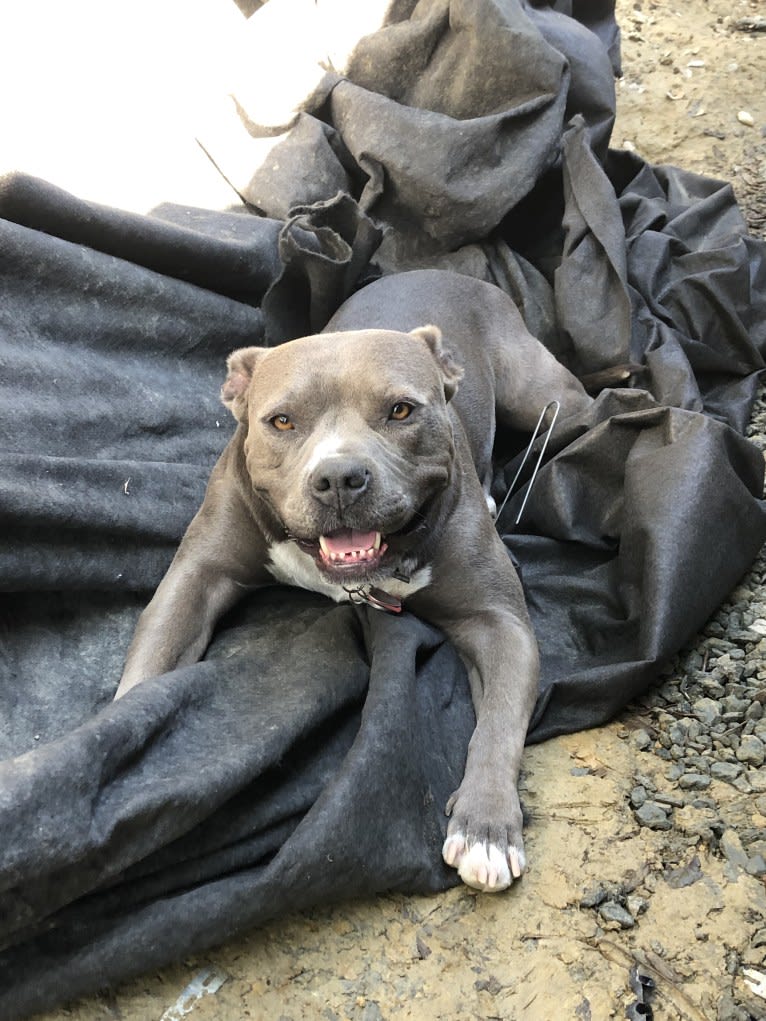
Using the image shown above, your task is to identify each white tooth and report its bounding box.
[319,536,330,556]
[373,532,381,550]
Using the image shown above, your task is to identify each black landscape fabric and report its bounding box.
[1,0,766,1015]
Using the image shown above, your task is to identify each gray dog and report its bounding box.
[116,269,592,892]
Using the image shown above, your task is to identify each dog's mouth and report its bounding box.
[292,527,388,577]
[318,528,388,571]
[287,498,436,580]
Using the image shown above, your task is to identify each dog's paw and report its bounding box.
[442,789,526,893]
[442,832,525,892]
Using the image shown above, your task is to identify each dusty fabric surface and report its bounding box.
[1,1,765,1016]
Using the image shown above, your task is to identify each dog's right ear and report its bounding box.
[221,347,268,422]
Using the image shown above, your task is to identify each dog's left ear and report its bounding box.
[410,325,463,402]
[221,346,268,422]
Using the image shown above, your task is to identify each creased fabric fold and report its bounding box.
[1,1,765,1015]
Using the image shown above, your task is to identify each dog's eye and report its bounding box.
[389,402,415,421]
[270,414,295,431]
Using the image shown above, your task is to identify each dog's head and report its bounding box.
[221,326,463,582]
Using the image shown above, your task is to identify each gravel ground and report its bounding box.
[613,8,766,1012]
[630,371,766,836]
[618,375,766,1015]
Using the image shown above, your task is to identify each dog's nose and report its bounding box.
[310,458,371,505]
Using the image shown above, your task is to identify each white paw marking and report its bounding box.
[442,832,525,893]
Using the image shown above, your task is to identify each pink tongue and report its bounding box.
[321,529,378,554]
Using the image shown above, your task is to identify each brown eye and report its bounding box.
[390,402,414,421]
[270,414,295,431]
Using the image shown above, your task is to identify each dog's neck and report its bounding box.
[265,540,432,609]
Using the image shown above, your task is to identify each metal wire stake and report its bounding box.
[494,399,561,526]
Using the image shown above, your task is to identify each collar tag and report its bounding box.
[344,585,403,614]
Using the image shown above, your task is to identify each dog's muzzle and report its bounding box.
[310,456,371,510]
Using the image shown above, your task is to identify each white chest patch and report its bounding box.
[267,541,432,604]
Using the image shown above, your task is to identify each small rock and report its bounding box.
[415,935,431,960]
[720,829,749,874]
[732,775,753,794]
[736,736,765,767]
[748,769,766,794]
[635,801,672,830]
[633,728,653,751]
[474,975,503,995]
[654,791,685,808]
[598,901,635,929]
[737,110,755,127]
[745,839,766,859]
[693,698,722,727]
[678,773,711,791]
[746,855,766,877]
[723,695,750,718]
[579,885,608,909]
[626,894,649,917]
[710,761,743,782]
[691,797,717,811]
[686,719,702,741]
[665,856,704,888]
[700,678,726,698]
[669,722,688,745]
[630,785,648,808]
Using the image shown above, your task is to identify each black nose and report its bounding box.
[311,458,371,505]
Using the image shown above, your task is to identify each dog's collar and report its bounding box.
[343,584,403,614]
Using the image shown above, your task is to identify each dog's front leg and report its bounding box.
[410,538,540,892]
[115,558,245,699]
[442,609,539,891]
[115,462,269,699]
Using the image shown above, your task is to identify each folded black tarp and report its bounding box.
[1,1,765,1016]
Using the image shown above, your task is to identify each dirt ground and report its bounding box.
[32,2,766,1019]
